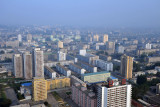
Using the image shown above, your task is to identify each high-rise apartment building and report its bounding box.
[156,83,160,95]
[33,77,47,101]
[97,80,132,107]
[103,34,108,43]
[93,35,99,42]
[57,41,63,49]
[13,54,23,78]
[23,52,32,79]
[120,55,133,79]
[27,34,32,42]
[18,34,22,42]
[106,41,115,50]
[33,48,44,77]
[57,51,66,61]
[145,43,152,49]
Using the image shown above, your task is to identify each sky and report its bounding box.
[0,0,160,28]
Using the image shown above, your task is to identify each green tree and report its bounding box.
[137,75,147,85]
[0,98,11,107]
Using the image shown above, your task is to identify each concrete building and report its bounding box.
[121,55,133,79]
[147,57,160,63]
[133,71,145,77]
[57,41,63,49]
[77,53,99,65]
[56,64,71,77]
[27,34,32,42]
[79,49,86,56]
[137,49,159,56]
[23,52,32,79]
[44,66,56,79]
[145,70,157,75]
[99,54,112,61]
[145,43,152,49]
[33,48,44,77]
[6,40,19,48]
[57,51,66,61]
[20,83,32,100]
[47,77,70,90]
[106,41,115,51]
[18,34,22,42]
[72,83,97,107]
[69,63,86,75]
[70,75,87,87]
[13,54,23,78]
[116,45,125,54]
[95,59,113,71]
[33,77,47,101]
[156,83,160,95]
[81,71,111,83]
[103,34,108,43]
[79,61,97,73]
[97,81,132,107]
[93,35,99,42]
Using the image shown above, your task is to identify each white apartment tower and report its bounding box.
[97,81,132,107]
[57,51,66,61]
[18,34,22,42]
[33,48,44,77]
[13,54,23,78]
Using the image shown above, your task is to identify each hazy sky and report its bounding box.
[0,0,160,28]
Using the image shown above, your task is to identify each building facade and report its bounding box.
[95,59,113,71]
[72,83,97,107]
[97,82,132,107]
[120,55,133,79]
[33,77,47,101]
[69,63,86,74]
[33,48,44,77]
[81,71,111,83]
[57,51,66,61]
[103,34,108,43]
[47,77,70,90]
[56,64,71,77]
[23,52,32,79]
[13,54,23,78]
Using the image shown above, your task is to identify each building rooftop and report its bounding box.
[82,71,110,76]
[21,82,32,87]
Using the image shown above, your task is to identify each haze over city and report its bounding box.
[0,0,160,28]
[0,0,160,107]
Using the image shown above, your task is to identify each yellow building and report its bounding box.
[93,35,99,42]
[33,77,47,101]
[47,77,70,90]
[120,55,133,79]
[57,41,63,49]
[103,34,108,43]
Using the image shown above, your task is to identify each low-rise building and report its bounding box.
[145,70,157,75]
[133,71,145,77]
[81,71,111,83]
[147,57,160,63]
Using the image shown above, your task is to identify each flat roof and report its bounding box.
[110,75,118,80]
[82,71,110,76]
[21,82,32,87]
